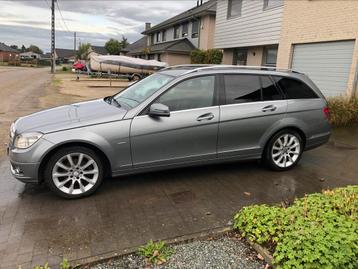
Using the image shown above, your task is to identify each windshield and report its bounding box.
[113,73,174,108]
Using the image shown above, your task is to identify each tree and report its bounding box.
[10,45,19,51]
[76,43,91,60]
[105,38,122,55]
[20,45,26,52]
[121,36,129,49]
[26,44,43,54]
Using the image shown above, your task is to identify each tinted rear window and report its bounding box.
[223,75,283,104]
[273,77,318,99]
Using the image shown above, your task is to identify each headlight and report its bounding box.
[14,132,43,149]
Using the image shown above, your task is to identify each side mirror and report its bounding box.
[149,103,170,117]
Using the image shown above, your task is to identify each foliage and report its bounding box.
[10,45,19,50]
[190,49,223,64]
[138,240,174,265]
[233,186,358,269]
[62,66,68,72]
[26,44,43,54]
[76,43,91,60]
[327,97,358,126]
[105,36,129,55]
[32,258,71,269]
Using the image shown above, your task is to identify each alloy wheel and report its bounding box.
[52,153,99,195]
[271,134,301,168]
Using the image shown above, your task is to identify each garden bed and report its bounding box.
[233,185,358,269]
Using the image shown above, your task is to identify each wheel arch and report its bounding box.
[38,141,112,182]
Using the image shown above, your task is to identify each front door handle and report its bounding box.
[262,105,277,112]
[197,113,215,121]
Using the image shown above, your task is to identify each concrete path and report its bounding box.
[0,67,357,268]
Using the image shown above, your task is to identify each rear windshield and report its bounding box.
[273,76,319,99]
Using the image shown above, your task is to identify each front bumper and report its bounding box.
[8,137,55,184]
[10,161,40,183]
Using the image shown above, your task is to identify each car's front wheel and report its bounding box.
[44,146,104,199]
[264,130,303,171]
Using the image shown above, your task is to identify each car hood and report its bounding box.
[14,99,128,134]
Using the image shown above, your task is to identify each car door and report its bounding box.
[218,74,288,158]
[130,75,219,167]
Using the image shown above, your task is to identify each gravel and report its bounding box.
[90,235,266,269]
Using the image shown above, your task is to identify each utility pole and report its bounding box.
[74,32,77,56]
[51,0,56,73]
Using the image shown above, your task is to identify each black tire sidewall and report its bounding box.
[44,146,104,199]
[264,130,303,171]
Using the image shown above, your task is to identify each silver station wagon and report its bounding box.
[8,65,331,198]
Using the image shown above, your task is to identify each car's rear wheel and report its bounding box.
[44,146,104,199]
[264,130,303,171]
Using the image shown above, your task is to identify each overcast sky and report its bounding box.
[0,0,201,52]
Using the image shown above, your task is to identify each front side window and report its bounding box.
[224,75,283,104]
[273,77,318,99]
[182,23,189,37]
[227,0,243,18]
[157,76,215,112]
[113,73,174,108]
[174,25,180,39]
[192,20,199,38]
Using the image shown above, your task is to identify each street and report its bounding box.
[0,67,357,268]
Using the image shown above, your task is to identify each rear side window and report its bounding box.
[274,77,318,99]
[223,75,283,104]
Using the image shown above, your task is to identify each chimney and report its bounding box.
[145,23,151,31]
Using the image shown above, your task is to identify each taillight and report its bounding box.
[323,106,330,120]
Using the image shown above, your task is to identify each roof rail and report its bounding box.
[182,65,301,75]
[161,64,212,71]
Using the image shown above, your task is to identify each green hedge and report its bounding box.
[327,97,358,126]
[234,186,358,269]
[190,49,223,64]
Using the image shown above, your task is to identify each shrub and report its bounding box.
[191,49,223,64]
[327,97,358,126]
[138,240,174,265]
[233,186,358,269]
[62,66,68,72]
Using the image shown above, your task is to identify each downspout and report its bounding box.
[352,60,358,98]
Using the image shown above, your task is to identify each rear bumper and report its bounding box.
[305,132,331,151]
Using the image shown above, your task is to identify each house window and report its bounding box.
[263,46,278,66]
[227,0,242,18]
[156,32,161,43]
[192,20,199,38]
[162,30,166,42]
[148,54,155,60]
[150,34,155,45]
[233,49,247,65]
[174,25,180,39]
[182,23,189,37]
[263,0,283,10]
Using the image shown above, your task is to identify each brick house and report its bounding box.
[214,0,358,97]
[0,43,20,62]
[276,0,358,97]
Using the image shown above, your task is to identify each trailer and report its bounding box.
[88,55,168,81]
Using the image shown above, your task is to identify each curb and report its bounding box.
[74,225,233,268]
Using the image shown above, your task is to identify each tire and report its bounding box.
[132,74,141,81]
[263,129,304,171]
[44,146,104,199]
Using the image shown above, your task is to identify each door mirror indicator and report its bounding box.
[149,103,170,117]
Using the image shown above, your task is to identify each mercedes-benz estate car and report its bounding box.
[8,65,331,198]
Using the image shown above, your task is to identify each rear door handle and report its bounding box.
[262,105,277,112]
[197,113,215,121]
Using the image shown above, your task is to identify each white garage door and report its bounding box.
[292,41,355,97]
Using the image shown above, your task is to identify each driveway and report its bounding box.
[0,67,357,268]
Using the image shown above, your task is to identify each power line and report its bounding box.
[56,0,71,33]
